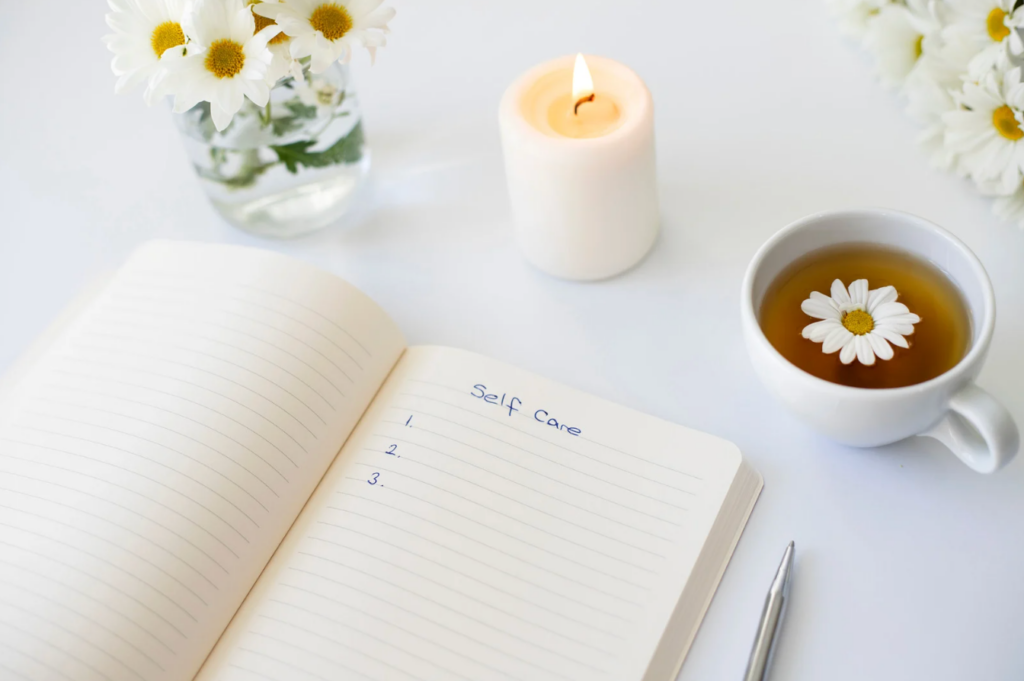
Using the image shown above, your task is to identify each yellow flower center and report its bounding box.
[993,104,1023,140]
[987,8,1010,42]
[250,3,289,45]
[309,3,353,41]
[914,34,924,59]
[842,309,874,336]
[150,21,186,58]
[205,39,246,79]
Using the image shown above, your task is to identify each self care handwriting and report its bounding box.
[470,384,582,436]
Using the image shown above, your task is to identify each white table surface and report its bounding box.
[2,1,1023,679]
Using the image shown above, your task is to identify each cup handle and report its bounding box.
[920,384,1020,473]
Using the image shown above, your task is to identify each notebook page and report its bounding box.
[0,242,405,681]
[197,345,742,681]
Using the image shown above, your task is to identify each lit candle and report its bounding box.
[499,54,658,280]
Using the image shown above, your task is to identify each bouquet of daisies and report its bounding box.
[831,0,1024,227]
[103,0,394,131]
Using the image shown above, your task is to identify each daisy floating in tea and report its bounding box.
[800,279,921,366]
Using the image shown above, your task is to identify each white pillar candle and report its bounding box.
[499,54,658,281]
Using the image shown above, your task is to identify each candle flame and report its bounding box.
[572,53,594,103]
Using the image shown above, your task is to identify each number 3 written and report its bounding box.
[367,472,380,485]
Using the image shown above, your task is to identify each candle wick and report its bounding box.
[574,94,595,115]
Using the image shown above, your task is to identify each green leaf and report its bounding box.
[284,100,318,119]
[270,122,364,174]
[270,115,303,137]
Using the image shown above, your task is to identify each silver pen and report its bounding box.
[743,541,795,681]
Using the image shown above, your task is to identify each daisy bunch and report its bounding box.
[104,0,394,130]
[829,0,1024,228]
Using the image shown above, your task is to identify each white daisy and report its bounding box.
[905,44,964,170]
[977,176,1024,225]
[801,279,921,366]
[944,66,1024,193]
[247,0,305,85]
[863,0,942,90]
[254,0,395,74]
[103,0,189,102]
[295,74,344,113]
[941,0,1023,77]
[991,184,1024,225]
[827,0,893,38]
[165,0,282,131]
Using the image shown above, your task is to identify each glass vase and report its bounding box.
[174,62,370,239]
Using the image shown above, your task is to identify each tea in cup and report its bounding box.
[740,209,1019,473]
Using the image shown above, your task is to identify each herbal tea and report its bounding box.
[759,243,971,389]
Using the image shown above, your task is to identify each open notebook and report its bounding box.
[0,241,761,681]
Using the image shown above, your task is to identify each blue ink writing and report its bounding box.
[386,444,399,457]
[367,472,380,485]
[470,384,581,436]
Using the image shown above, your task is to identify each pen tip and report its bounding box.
[788,540,795,549]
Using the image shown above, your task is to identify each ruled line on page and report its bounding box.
[375,434,683,527]
[362,440,673,540]
[2,436,253,544]
[403,379,704,479]
[14,424,261,528]
[124,272,376,359]
[265,598,508,681]
[321,509,629,622]
[0,487,217,590]
[257,616,453,681]
[73,338,327,427]
[0,539,189,640]
[106,292,364,378]
[0,597,146,681]
[115,279,368,371]
[358,450,669,554]
[381,420,691,512]
[0,637,84,681]
[0,522,199,625]
[36,389,293,484]
[0,451,241,559]
[235,644,375,681]
[84,323,339,411]
[0,504,209,607]
[311,520,624,637]
[0,469,229,575]
[390,404,700,494]
[54,358,310,450]
[0,580,169,668]
[304,533,615,653]
[282,568,583,681]
[97,303,356,387]
[50,369,305,462]
[19,412,270,512]
[336,492,642,606]
[31,396,283,498]
[350,461,659,571]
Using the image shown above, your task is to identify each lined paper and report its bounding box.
[198,346,742,681]
[0,243,405,681]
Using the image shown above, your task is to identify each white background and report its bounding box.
[2,1,1023,679]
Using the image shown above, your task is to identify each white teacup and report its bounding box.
[741,208,1019,473]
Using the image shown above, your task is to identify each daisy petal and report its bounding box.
[855,336,875,366]
[849,279,869,307]
[872,301,911,320]
[839,339,858,364]
[823,327,854,354]
[802,319,842,342]
[831,279,852,307]
[867,286,898,313]
[874,328,910,348]
[801,298,842,320]
[867,332,894,361]
[876,313,921,327]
